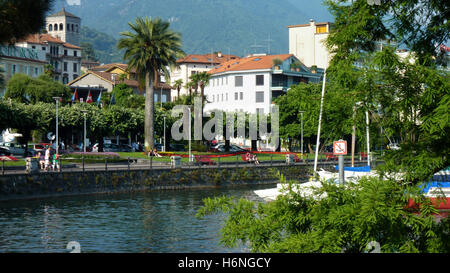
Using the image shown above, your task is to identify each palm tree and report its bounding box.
[172,79,183,100]
[118,17,184,151]
[189,73,200,95]
[184,81,196,98]
[197,72,211,104]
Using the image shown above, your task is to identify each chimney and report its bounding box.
[309,19,315,26]
[217,51,222,58]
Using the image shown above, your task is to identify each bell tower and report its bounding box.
[45,7,81,46]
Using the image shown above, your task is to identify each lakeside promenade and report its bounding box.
[0,156,372,176]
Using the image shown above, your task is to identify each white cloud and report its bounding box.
[66,0,81,6]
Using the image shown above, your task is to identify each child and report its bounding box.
[52,153,60,171]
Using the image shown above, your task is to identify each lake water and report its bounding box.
[0,184,271,253]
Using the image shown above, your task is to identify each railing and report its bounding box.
[0,154,374,175]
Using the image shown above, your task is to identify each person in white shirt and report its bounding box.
[44,147,51,171]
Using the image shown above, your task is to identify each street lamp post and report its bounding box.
[299,110,305,157]
[163,115,166,152]
[81,110,88,153]
[52,97,61,154]
[188,107,192,162]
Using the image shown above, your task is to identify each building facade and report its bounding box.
[288,20,332,70]
[0,46,46,96]
[169,52,239,100]
[203,54,322,115]
[45,7,81,46]
[69,63,172,103]
[16,33,82,84]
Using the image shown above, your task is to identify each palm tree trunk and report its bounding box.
[144,72,155,151]
[200,86,205,120]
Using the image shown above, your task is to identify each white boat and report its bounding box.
[255,166,382,201]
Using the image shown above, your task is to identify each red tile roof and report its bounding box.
[208,54,293,74]
[91,63,137,73]
[20,33,64,45]
[19,33,80,49]
[177,53,240,65]
[69,71,172,90]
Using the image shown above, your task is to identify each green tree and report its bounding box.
[184,80,196,98]
[118,17,184,151]
[80,42,98,62]
[4,74,71,104]
[197,71,211,108]
[0,0,54,44]
[324,0,450,182]
[0,66,5,90]
[197,176,449,253]
[172,79,183,99]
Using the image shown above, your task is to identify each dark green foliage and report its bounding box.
[4,73,71,104]
[112,83,144,109]
[80,42,98,62]
[80,26,123,63]
[0,0,53,44]
[197,177,449,253]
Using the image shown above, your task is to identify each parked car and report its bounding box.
[120,144,133,152]
[28,143,46,152]
[0,142,25,155]
[0,147,11,156]
[154,143,164,152]
[170,143,185,152]
[0,142,37,156]
[92,143,121,152]
[211,143,246,153]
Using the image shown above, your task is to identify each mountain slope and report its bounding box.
[51,0,327,57]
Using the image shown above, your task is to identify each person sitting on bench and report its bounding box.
[252,154,260,165]
[245,152,255,163]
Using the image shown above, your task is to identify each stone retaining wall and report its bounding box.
[0,164,331,201]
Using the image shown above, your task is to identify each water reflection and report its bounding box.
[0,184,270,253]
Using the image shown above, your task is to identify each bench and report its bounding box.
[360,152,368,160]
[324,152,337,161]
[293,153,302,162]
[195,155,215,165]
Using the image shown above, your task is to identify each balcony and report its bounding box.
[271,81,287,91]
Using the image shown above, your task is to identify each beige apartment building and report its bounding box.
[288,19,332,70]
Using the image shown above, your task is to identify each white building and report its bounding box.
[16,33,82,84]
[288,19,332,70]
[204,54,322,115]
[170,52,239,100]
[45,7,81,47]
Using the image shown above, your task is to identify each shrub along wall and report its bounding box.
[0,165,325,201]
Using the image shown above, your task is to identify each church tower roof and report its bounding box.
[48,7,80,19]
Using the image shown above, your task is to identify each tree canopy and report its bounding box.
[0,0,53,44]
[4,73,72,104]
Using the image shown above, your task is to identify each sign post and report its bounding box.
[334,140,347,185]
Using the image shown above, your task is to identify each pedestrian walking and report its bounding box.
[52,152,60,171]
[44,147,51,171]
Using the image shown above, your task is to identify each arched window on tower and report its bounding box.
[59,23,63,31]
[67,24,70,31]
[54,24,58,31]
[75,25,79,33]
[49,24,53,31]
[71,24,74,32]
